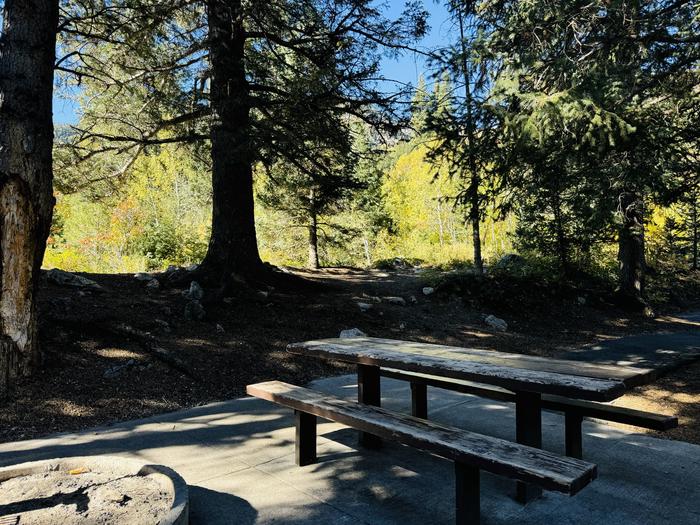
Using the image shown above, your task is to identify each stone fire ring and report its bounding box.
[0,456,188,524]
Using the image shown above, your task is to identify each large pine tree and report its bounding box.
[0,0,59,396]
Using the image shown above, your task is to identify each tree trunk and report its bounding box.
[457,7,483,274]
[0,0,58,397]
[552,191,570,277]
[617,191,646,307]
[692,194,698,271]
[198,0,263,285]
[308,202,320,270]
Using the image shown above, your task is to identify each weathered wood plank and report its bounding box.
[381,369,678,430]
[292,337,654,386]
[247,381,598,495]
[288,339,626,401]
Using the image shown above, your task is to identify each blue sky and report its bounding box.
[53,1,452,124]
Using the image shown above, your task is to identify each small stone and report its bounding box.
[577,296,586,305]
[399,323,406,329]
[257,290,270,299]
[185,281,204,301]
[422,287,435,296]
[339,328,367,338]
[216,323,225,333]
[184,300,205,321]
[357,302,373,313]
[222,297,234,305]
[484,314,508,332]
[383,296,406,306]
[154,319,171,332]
[134,273,153,281]
[186,264,199,272]
[409,295,417,304]
[146,279,160,289]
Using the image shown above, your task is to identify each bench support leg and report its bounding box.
[515,391,542,503]
[295,410,317,467]
[358,364,382,449]
[565,412,583,459]
[411,382,428,419]
[455,462,480,525]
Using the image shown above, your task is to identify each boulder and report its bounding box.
[422,287,435,296]
[484,314,508,332]
[46,269,103,290]
[184,300,205,321]
[339,328,367,338]
[184,281,204,301]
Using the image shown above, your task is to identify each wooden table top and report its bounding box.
[287,337,656,402]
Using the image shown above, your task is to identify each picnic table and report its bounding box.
[287,336,660,502]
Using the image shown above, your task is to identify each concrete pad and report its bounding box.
[1,375,699,524]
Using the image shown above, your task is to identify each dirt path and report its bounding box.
[0,267,698,444]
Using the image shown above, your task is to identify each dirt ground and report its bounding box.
[1,267,698,445]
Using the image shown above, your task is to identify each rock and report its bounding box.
[409,295,417,304]
[484,314,508,332]
[165,265,179,274]
[184,300,205,321]
[134,272,153,282]
[422,287,435,296]
[103,359,136,379]
[184,281,204,301]
[492,253,527,273]
[222,297,234,305]
[216,323,225,333]
[399,322,406,330]
[357,302,373,313]
[186,264,199,272]
[154,319,171,332]
[361,293,382,303]
[339,328,367,338]
[383,296,406,306]
[577,296,587,306]
[643,306,656,319]
[257,290,270,299]
[46,269,103,290]
[146,279,160,289]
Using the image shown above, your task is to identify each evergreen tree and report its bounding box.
[482,0,700,305]
[58,0,428,287]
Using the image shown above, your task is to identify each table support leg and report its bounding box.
[515,391,542,503]
[455,462,480,525]
[565,412,584,459]
[295,410,317,467]
[411,382,428,419]
[358,364,382,449]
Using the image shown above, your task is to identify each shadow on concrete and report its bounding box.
[188,486,257,525]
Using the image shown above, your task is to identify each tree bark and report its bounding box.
[198,0,264,285]
[692,194,698,271]
[0,0,58,397]
[617,191,646,307]
[457,7,483,274]
[307,217,320,270]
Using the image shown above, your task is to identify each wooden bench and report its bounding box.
[382,368,678,459]
[247,381,597,525]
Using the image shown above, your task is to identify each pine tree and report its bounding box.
[0,0,59,396]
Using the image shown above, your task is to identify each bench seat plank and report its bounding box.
[288,339,626,401]
[247,381,597,495]
[382,369,678,431]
